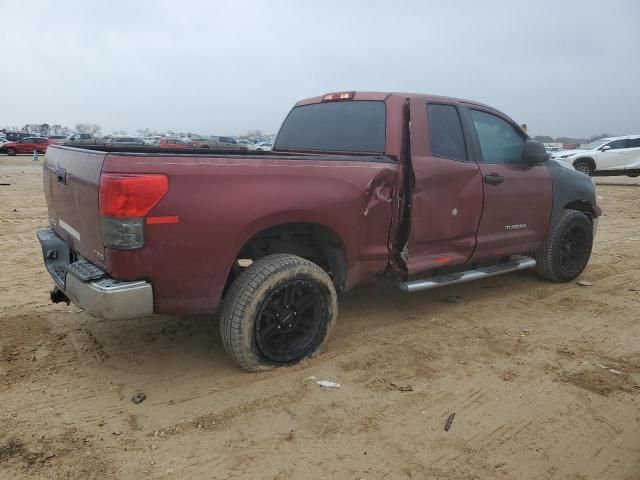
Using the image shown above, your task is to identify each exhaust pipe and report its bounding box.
[50,287,70,305]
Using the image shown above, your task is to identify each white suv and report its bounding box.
[551,135,640,177]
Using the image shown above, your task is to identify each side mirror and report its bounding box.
[522,140,548,164]
[600,145,611,151]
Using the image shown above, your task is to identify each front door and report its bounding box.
[18,138,34,154]
[406,100,484,274]
[464,108,552,260]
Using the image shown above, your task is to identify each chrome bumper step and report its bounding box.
[398,257,536,293]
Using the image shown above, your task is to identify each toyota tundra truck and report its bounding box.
[38,91,600,371]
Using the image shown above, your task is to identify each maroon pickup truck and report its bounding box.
[38,91,600,371]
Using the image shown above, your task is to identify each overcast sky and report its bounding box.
[1,0,639,138]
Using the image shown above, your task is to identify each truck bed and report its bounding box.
[43,144,399,314]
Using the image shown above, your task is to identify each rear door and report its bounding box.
[464,108,552,260]
[624,137,640,172]
[35,138,48,153]
[596,138,630,170]
[406,100,484,274]
[44,146,108,267]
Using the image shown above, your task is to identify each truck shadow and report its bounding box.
[58,269,545,382]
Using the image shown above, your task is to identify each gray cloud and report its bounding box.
[1,0,639,137]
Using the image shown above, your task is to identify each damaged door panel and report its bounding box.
[356,166,398,276]
[405,99,484,274]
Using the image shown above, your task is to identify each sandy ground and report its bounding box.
[0,154,639,480]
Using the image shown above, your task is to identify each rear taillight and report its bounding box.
[99,174,169,250]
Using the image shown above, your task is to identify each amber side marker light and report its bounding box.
[322,91,355,102]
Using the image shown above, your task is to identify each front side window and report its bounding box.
[605,139,627,150]
[470,110,525,164]
[427,103,467,161]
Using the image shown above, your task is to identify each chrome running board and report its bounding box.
[398,257,536,293]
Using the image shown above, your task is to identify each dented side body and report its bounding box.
[100,154,399,314]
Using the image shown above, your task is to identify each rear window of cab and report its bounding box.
[275,100,386,153]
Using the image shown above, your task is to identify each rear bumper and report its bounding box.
[37,228,154,320]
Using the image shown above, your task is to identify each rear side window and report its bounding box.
[275,100,386,153]
[627,138,640,148]
[427,104,467,161]
[470,110,525,164]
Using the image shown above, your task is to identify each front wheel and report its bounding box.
[535,210,593,282]
[6,147,16,156]
[219,254,338,371]
[573,160,593,176]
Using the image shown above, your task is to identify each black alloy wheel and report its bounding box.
[255,279,322,363]
[558,222,589,277]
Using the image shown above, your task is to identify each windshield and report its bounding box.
[582,138,610,150]
[275,100,386,153]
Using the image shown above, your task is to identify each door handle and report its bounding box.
[484,174,504,185]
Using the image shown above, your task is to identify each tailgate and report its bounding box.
[43,146,107,268]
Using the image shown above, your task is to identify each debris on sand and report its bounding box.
[576,280,594,287]
[132,392,146,404]
[444,413,456,432]
[389,382,413,392]
[444,295,461,304]
[306,376,341,388]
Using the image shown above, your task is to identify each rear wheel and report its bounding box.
[219,254,338,371]
[6,147,16,156]
[535,210,593,282]
[573,160,593,176]
[627,173,640,178]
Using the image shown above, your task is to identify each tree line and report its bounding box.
[2,123,101,136]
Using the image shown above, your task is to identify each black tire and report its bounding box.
[573,160,593,176]
[6,147,16,156]
[627,173,640,178]
[535,210,593,282]
[219,254,338,371]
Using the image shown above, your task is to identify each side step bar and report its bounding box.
[398,257,536,293]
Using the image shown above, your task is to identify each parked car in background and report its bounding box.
[144,136,162,145]
[194,136,248,150]
[48,135,69,140]
[3,137,59,155]
[62,133,108,147]
[4,132,32,142]
[159,138,190,148]
[253,141,273,151]
[105,137,146,147]
[551,134,640,177]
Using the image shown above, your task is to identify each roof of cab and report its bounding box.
[295,91,497,111]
